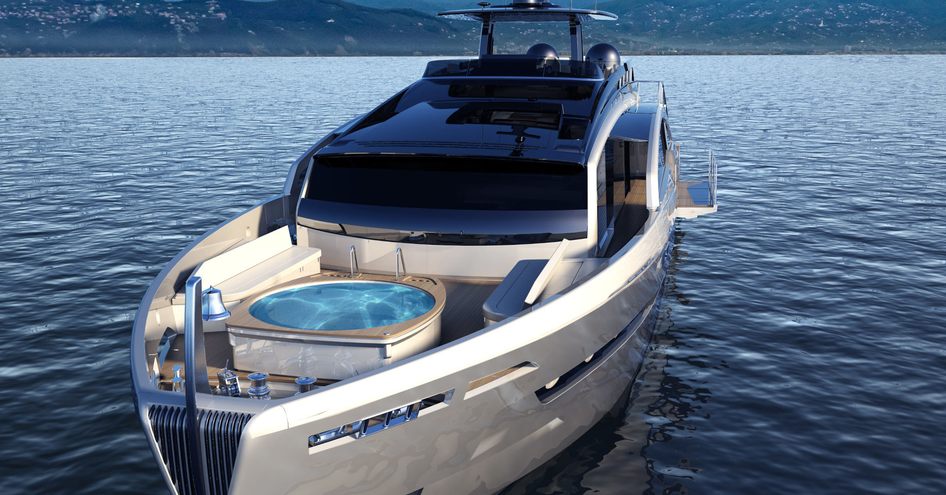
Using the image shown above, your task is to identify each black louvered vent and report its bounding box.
[149,405,253,495]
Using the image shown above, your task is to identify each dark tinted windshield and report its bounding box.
[306,155,587,211]
[424,57,603,79]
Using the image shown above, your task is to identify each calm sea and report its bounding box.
[1,55,944,494]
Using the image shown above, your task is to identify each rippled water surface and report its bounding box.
[1,56,944,494]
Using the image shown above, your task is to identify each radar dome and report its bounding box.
[586,43,621,76]
[526,43,559,61]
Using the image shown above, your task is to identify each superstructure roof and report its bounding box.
[319,59,610,164]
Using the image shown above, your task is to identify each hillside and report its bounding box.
[596,0,946,53]
[1,0,945,56]
[345,0,470,14]
[0,0,476,56]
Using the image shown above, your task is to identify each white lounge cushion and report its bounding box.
[482,260,545,324]
[215,245,321,302]
[482,256,607,324]
[191,226,321,302]
[194,226,293,286]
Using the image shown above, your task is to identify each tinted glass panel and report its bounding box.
[424,58,603,79]
[446,102,562,130]
[449,82,595,100]
[306,155,587,211]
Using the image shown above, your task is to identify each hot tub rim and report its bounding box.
[225,274,446,344]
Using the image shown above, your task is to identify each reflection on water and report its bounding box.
[504,232,714,494]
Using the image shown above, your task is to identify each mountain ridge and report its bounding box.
[1,0,944,56]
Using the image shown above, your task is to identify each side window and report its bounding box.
[597,148,611,242]
[605,143,615,226]
[626,139,648,179]
[658,127,667,170]
[662,121,676,173]
[613,140,629,200]
[598,141,623,237]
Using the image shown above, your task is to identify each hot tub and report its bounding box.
[226,275,445,380]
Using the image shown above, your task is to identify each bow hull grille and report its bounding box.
[148,405,252,495]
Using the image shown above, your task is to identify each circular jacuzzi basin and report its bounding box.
[248,281,435,331]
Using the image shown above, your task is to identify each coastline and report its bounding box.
[3,48,946,58]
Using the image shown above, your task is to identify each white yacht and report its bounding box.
[130,2,717,494]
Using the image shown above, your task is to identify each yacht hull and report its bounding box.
[225,222,673,495]
[402,298,663,495]
[127,47,716,494]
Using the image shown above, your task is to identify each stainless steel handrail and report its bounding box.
[394,247,405,280]
[629,80,667,108]
[184,275,211,495]
[349,245,359,277]
[708,150,718,206]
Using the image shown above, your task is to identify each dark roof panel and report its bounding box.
[321,74,606,164]
[438,2,617,22]
[322,100,586,162]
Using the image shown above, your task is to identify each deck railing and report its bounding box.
[628,80,668,109]
[708,150,718,206]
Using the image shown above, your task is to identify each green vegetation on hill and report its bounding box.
[1,0,944,56]
[597,0,946,52]
[0,0,475,56]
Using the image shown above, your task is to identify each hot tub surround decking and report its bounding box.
[155,272,498,393]
[223,271,447,380]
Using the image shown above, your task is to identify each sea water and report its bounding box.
[1,55,944,494]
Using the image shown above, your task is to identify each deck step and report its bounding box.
[674,148,718,219]
[676,179,717,219]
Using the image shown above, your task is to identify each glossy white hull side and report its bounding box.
[129,43,720,493]
[223,202,675,495]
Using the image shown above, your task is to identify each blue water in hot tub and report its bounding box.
[248,282,435,331]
